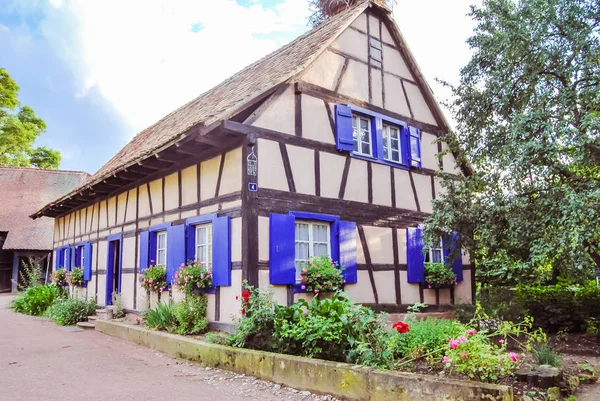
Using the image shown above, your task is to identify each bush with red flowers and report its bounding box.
[392,321,410,333]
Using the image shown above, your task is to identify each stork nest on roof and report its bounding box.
[307,0,392,27]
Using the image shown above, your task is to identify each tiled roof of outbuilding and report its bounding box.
[0,167,90,250]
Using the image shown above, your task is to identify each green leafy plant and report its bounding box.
[424,263,457,289]
[392,317,464,362]
[112,292,125,319]
[578,363,594,374]
[47,297,96,326]
[299,255,344,295]
[173,260,212,296]
[139,265,166,294]
[173,295,208,335]
[145,300,178,332]
[51,268,67,287]
[16,260,43,290]
[228,284,278,350]
[532,344,562,367]
[10,285,61,316]
[66,267,84,287]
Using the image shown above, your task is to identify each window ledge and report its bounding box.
[350,152,411,170]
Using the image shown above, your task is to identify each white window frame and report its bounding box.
[352,115,373,157]
[80,246,84,269]
[156,231,167,266]
[294,220,331,281]
[383,124,401,163]
[63,249,68,268]
[195,223,213,269]
[425,237,444,264]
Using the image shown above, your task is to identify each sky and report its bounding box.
[0,0,480,173]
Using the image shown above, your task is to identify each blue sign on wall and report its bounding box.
[248,183,258,192]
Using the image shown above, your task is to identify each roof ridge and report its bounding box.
[0,166,90,175]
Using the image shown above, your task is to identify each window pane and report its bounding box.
[296,223,309,241]
[432,250,442,263]
[295,242,309,260]
[410,137,420,159]
[313,243,328,257]
[197,227,206,244]
[360,118,369,131]
[390,127,399,140]
[312,224,327,242]
[391,150,400,162]
[390,137,399,151]
[361,129,370,144]
[362,142,371,155]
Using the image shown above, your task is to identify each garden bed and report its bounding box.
[95,319,513,401]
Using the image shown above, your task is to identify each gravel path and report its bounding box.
[0,294,338,401]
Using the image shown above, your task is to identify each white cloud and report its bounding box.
[0,24,8,32]
[40,0,311,135]
[48,0,63,8]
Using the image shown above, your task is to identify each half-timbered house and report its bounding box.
[32,0,474,329]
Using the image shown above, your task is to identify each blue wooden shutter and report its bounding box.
[269,213,296,284]
[55,249,60,270]
[139,231,149,273]
[443,233,463,282]
[212,216,231,287]
[167,225,186,285]
[409,127,422,168]
[66,246,73,272]
[186,224,196,263]
[335,105,354,152]
[83,243,93,281]
[339,221,357,284]
[406,227,425,283]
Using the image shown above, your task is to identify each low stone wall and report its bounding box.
[95,320,513,401]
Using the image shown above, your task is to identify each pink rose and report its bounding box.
[461,352,467,359]
[149,279,153,284]
[499,339,505,344]
[200,274,205,279]
[314,289,320,294]
[457,336,467,344]
[449,339,458,349]
[316,274,321,278]
[468,330,477,335]
[302,268,307,273]
[443,356,451,364]
[509,352,518,362]
[301,285,306,290]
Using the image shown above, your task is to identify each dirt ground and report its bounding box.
[0,294,336,401]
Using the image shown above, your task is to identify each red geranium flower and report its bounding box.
[241,290,251,303]
[241,308,246,315]
[392,321,410,334]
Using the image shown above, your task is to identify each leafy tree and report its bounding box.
[0,67,61,169]
[426,0,600,285]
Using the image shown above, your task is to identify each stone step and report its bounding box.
[76,321,95,330]
[87,316,98,321]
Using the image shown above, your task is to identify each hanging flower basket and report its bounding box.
[299,255,345,295]
[174,260,213,296]
[424,263,457,289]
[139,264,167,294]
[66,267,85,287]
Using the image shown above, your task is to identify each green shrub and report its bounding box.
[17,260,43,290]
[299,255,344,295]
[50,268,67,287]
[145,300,178,331]
[173,295,208,335]
[228,286,278,350]
[393,317,464,362]
[112,292,125,319]
[139,265,166,294]
[10,285,61,316]
[424,263,457,288]
[173,261,212,296]
[47,297,96,326]
[532,343,562,367]
[66,267,84,287]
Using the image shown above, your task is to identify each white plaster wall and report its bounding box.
[338,60,369,103]
[371,162,392,207]
[301,50,345,91]
[164,173,179,211]
[439,289,452,305]
[149,179,163,212]
[371,69,383,108]
[394,170,418,211]
[220,148,242,196]
[399,272,420,305]
[258,216,269,262]
[181,165,198,206]
[125,189,137,222]
[220,270,242,323]
[116,192,127,224]
[421,132,439,171]
[363,226,394,264]
[368,14,380,39]
[397,227,408,264]
[442,142,462,175]
[122,236,136,269]
[344,272,376,304]
[99,203,107,229]
[434,176,446,200]
[374,271,396,304]
[200,155,220,201]
[253,86,295,135]
[108,196,117,226]
[319,152,345,199]
[383,45,413,81]
[231,217,242,263]
[381,22,394,45]
[344,158,369,203]
[286,144,315,195]
[404,82,437,126]
[206,294,216,322]
[351,13,367,31]
[454,272,472,305]
[257,139,288,191]
[302,95,335,145]
[120,274,135,309]
[383,74,411,117]
[423,289,436,305]
[330,28,368,62]
[138,184,151,218]
[413,173,434,214]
